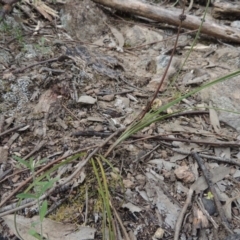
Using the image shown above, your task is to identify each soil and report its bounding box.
[0,0,240,239]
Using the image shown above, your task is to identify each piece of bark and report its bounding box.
[212,1,240,19]
[92,0,240,43]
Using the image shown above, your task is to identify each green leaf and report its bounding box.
[37,158,48,165]
[28,228,42,240]
[13,156,30,168]
[35,181,49,186]
[39,200,48,222]
[17,193,38,199]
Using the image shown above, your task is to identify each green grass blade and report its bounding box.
[114,69,240,147]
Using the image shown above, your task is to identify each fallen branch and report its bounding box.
[174,187,194,240]
[191,152,233,234]
[92,0,240,43]
[212,1,240,19]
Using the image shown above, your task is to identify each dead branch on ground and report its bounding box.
[92,0,240,43]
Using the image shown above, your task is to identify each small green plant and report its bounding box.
[14,156,58,240]
[13,153,83,239]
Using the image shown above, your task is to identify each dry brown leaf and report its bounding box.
[2,72,15,80]
[33,90,58,114]
[209,101,221,134]
[108,25,125,48]
[2,215,96,240]
[174,166,195,183]
[0,146,8,164]
[223,194,240,220]
[191,166,231,193]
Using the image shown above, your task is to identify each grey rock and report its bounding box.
[78,95,97,104]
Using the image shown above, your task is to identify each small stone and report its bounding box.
[110,172,119,180]
[78,111,87,118]
[201,197,216,216]
[153,228,164,239]
[87,117,104,122]
[101,94,115,101]
[114,97,130,109]
[78,95,97,104]
[94,124,103,132]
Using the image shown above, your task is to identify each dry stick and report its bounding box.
[12,55,68,74]
[130,135,240,148]
[0,168,12,181]
[110,201,131,240]
[84,186,88,226]
[0,198,35,213]
[172,148,240,168]
[93,0,240,43]
[23,140,47,160]
[62,104,81,121]
[0,200,37,218]
[0,115,5,133]
[0,144,98,208]
[191,152,233,234]
[196,197,218,229]
[174,187,194,240]
[0,124,26,138]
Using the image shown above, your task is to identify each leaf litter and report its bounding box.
[0,0,240,240]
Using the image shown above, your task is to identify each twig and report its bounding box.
[174,187,194,240]
[0,199,36,217]
[6,133,19,147]
[191,152,233,234]
[133,144,160,163]
[172,148,240,168]
[110,201,131,240]
[0,115,5,133]
[132,136,240,148]
[23,140,46,160]
[12,58,58,74]
[84,186,88,226]
[0,198,34,213]
[46,196,68,217]
[0,168,12,181]
[196,197,218,229]
[62,104,81,121]
[0,124,25,138]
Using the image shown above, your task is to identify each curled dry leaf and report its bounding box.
[174,165,195,183]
